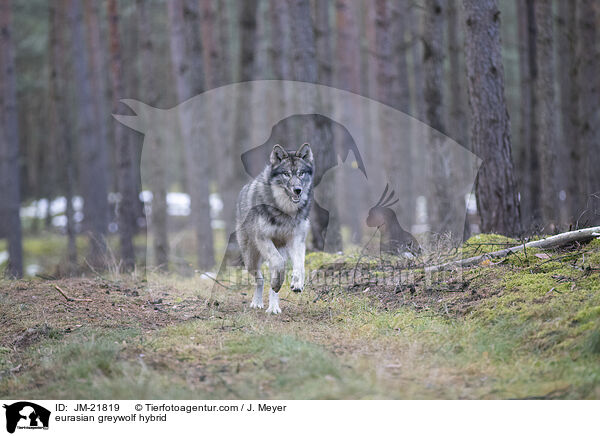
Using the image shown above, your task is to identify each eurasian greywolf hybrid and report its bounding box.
[236,143,314,314]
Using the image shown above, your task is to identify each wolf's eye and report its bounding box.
[283,172,292,178]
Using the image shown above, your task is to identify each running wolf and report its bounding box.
[236,143,314,314]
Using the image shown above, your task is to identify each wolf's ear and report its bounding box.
[270,144,288,165]
[296,143,313,163]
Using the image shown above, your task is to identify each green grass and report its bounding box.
[224,334,375,399]
[2,327,199,399]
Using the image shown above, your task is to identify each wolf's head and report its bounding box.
[268,143,314,206]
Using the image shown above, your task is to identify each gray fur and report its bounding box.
[236,143,314,314]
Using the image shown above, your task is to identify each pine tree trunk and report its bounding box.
[423,0,458,236]
[390,1,414,229]
[49,0,77,272]
[69,0,110,267]
[409,4,425,123]
[122,7,145,229]
[315,0,342,251]
[238,0,259,83]
[359,0,376,215]
[534,0,558,229]
[374,0,412,228]
[0,0,23,278]
[335,0,362,243]
[137,0,169,270]
[577,0,600,226]
[446,1,468,147]
[84,0,111,205]
[335,0,361,95]
[463,0,522,236]
[374,0,393,107]
[217,1,232,86]
[221,0,258,239]
[515,0,534,229]
[270,0,290,81]
[182,0,205,93]
[287,0,342,252]
[167,0,215,270]
[200,0,219,90]
[270,0,291,115]
[526,0,541,227]
[314,0,332,86]
[201,0,232,245]
[107,0,137,271]
[407,4,427,218]
[557,0,579,225]
[423,0,445,134]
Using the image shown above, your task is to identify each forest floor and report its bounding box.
[1,235,600,399]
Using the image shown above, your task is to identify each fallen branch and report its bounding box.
[53,285,93,302]
[425,226,600,273]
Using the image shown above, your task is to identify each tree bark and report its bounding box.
[335,0,363,243]
[533,0,558,229]
[221,0,258,238]
[167,0,215,270]
[270,0,290,81]
[84,0,111,203]
[200,0,220,90]
[182,0,205,94]
[69,0,110,267]
[390,1,414,229]
[446,1,468,147]
[407,3,427,219]
[314,0,332,86]
[217,0,232,86]
[287,0,341,252]
[0,0,23,278]
[373,0,412,229]
[137,0,169,270]
[422,0,445,135]
[557,0,580,225]
[463,0,522,236]
[270,0,291,115]
[515,0,536,229]
[288,0,317,90]
[423,0,459,236]
[335,0,361,95]
[577,0,600,226]
[202,0,234,250]
[107,0,137,271]
[409,4,425,123]
[49,0,77,272]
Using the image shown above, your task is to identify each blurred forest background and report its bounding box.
[0,0,599,278]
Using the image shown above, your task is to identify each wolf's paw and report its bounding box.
[266,303,282,314]
[266,289,281,314]
[250,299,264,309]
[290,274,304,293]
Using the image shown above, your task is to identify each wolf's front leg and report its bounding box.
[255,237,285,293]
[266,288,281,314]
[289,232,307,293]
[250,270,264,309]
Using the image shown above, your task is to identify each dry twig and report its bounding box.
[53,285,93,302]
